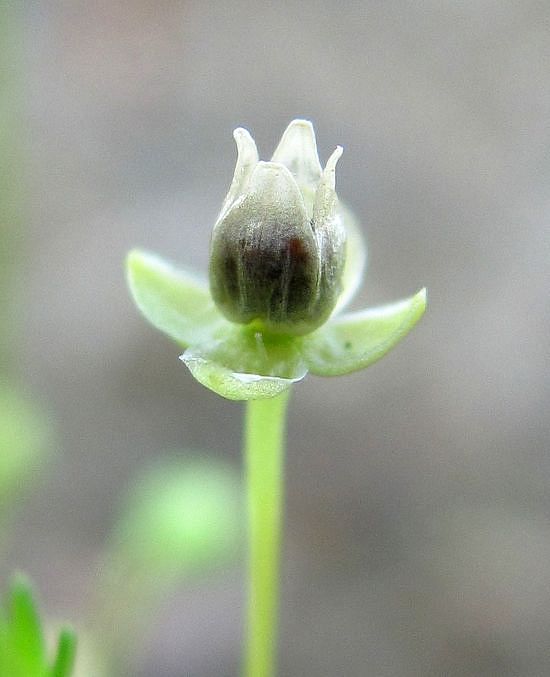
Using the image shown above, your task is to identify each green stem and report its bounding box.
[244,389,291,677]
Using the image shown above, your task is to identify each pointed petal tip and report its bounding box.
[416,287,427,309]
[286,118,315,131]
[320,146,344,190]
[233,126,250,138]
[232,127,259,161]
[332,144,344,159]
[126,248,151,277]
[233,126,255,145]
[216,127,259,223]
[271,119,322,184]
[277,119,317,147]
[325,146,343,171]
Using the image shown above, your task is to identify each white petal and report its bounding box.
[241,161,308,223]
[312,146,343,226]
[333,201,367,313]
[270,119,322,192]
[216,127,259,224]
[322,146,343,190]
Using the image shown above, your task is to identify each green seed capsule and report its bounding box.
[209,121,346,336]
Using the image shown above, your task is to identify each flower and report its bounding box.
[209,122,346,336]
[126,120,426,400]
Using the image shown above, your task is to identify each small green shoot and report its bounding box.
[0,575,77,677]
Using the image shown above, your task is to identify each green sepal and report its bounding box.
[126,249,227,347]
[301,288,426,376]
[181,327,307,400]
[126,250,425,399]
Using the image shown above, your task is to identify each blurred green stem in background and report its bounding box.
[244,390,290,677]
[0,3,52,537]
[0,2,25,376]
[86,456,241,674]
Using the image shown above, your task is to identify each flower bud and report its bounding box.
[209,120,346,336]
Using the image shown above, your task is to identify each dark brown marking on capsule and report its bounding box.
[221,252,239,300]
[288,236,308,261]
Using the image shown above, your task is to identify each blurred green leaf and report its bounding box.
[0,3,26,370]
[7,575,45,675]
[89,457,242,672]
[0,387,51,511]
[0,575,76,677]
[49,628,77,677]
[113,457,242,576]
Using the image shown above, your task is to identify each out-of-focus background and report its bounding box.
[1,2,549,676]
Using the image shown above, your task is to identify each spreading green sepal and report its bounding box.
[301,288,427,376]
[126,249,227,347]
[181,326,306,400]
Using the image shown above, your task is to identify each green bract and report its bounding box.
[127,120,426,400]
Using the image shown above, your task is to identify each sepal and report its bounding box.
[127,250,227,347]
[181,327,307,400]
[301,288,426,376]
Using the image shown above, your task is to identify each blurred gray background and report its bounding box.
[4,1,550,675]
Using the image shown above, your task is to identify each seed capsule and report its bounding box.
[209,121,346,336]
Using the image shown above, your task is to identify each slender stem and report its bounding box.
[244,389,291,677]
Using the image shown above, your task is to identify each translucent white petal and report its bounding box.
[333,201,368,313]
[270,119,322,193]
[181,353,304,401]
[312,146,343,226]
[216,127,259,224]
[323,146,343,189]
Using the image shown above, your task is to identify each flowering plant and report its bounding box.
[127,120,425,401]
[127,120,426,677]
